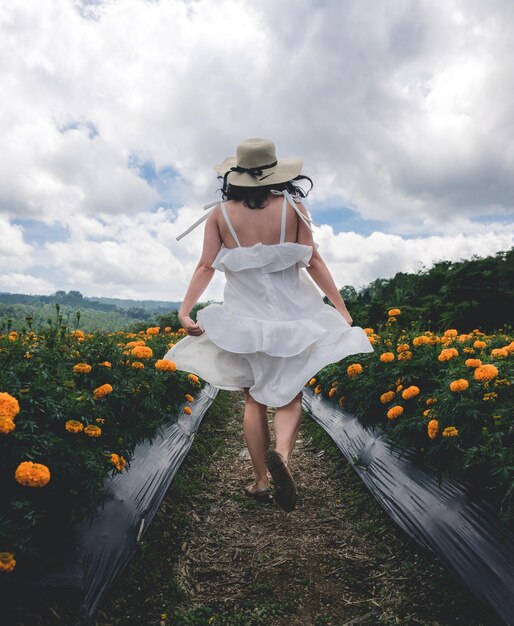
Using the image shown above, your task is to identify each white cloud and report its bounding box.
[0,216,33,270]
[0,273,56,295]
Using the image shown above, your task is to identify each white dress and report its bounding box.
[163,190,375,407]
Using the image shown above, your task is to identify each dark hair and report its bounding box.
[218,174,314,209]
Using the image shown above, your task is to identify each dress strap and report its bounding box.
[220,201,241,247]
[270,189,319,232]
[279,194,287,243]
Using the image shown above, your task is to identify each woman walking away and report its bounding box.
[163,138,374,512]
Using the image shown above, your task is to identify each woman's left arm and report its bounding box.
[178,206,222,335]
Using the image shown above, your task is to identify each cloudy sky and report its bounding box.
[1,0,513,302]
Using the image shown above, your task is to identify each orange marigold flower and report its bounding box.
[397,343,410,353]
[396,384,403,392]
[164,326,171,332]
[185,394,194,403]
[132,361,145,369]
[183,406,193,415]
[347,363,363,377]
[155,359,177,372]
[146,326,160,335]
[84,424,102,437]
[438,348,459,362]
[443,329,458,338]
[168,342,175,349]
[442,426,459,437]
[0,417,15,434]
[449,379,469,392]
[314,384,322,394]
[397,351,412,361]
[413,336,430,346]
[425,397,437,405]
[98,361,112,368]
[131,345,153,359]
[465,358,482,368]
[73,362,92,374]
[65,419,84,433]
[0,552,16,573]
[380,352,395,362]
[473,340,487,349]
[388,308,401,316]
[328,387,337,398]
[188,374,200,383]
[380,391,395,404]
[473,364,499,382]
[110,453,127,471]
[427,419,439,439]
[363,328,374,335]
[387,405,404,420]
[309,378,316,386]
[0,392,20,420]
[125,340,146,348]
[402,385,420,400]
[93,383,113,399]
[15,461,51,487]
[491,348,509,358]
[71,330,85,339]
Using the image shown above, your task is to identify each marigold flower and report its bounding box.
[413,336,430,346]
[164,327,171,332]
[0,417,15,434]
[110,453,127,470]
[473,364,499,382]
[0,392,20,420]
[483,392,498,401]
[380,391,395,404]
[443,329,458,338]
[402,385,420,400]
[73,362,92,374]
[363,328,374,335]
[15,461,51,487]
[146,326,160,335]
[380,352,395,362]
[425,397,437,405]
[491,348,509,358]
[386,405,404,420]
[328,387,337,398]
[314,384,322,394]
[98,361,112,368]
[397,351,412,361]
[132,361,145,369]
[0,552,16,573]
[347,363,363,377]
[442,426,459,437]
[397,343,410,353]
[388,308,401,316]
[449,379,469,392]
[155,359,177,372]
[84,424,102,437]
[188,374,200,383]
[65,419,84,433]
[309,378,316,386]
[71,330,85,339]
[473,340,487,349]
[183,406,193,415]
[427,419,439,439]
[438,348,459,362]
[131,345,153,359]
[168,342,175,349]
[396,384,403,392]
[465,358,482,368]
[185,394,194,402]
[93,383,113,399]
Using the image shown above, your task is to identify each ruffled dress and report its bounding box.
[163,190,374,407]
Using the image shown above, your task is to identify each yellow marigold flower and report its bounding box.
[65,419,84,433]
[155,359,177,372]
[146,326,160,335]
[397,343,410,353]
[438,348,459,362]
[442,426,459,437]
[131,345,153,359]
[388,308,401,316]
[314,384,322,394]
[188,374,200,383]
[132,361,145,369]
[387,405,404,420]
[73,362,92,374]
[402,385,420,400]
[0,392,20,420]
[473,340,487,349]
[309,377,316,386]
[380,352,395,362]
[93,383,113,399]
[183,406,193,415]
[84,424,102,437]
[164,326,171,332]
[465,358,482,368]
[491,348,509,358]
[483,392,498,401]
[15,461,51,487]
[0,417,15,434]
[98,361,112,368]
[473,364,499,382]
[0,552,16,573]
[110,453,127,471]
[449,379,469,392]
[185,394,194,403]
[427,419,439,439]
[328,387,337,398]
[380,391,395,404]
[347,363,363,377]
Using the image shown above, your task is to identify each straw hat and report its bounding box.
[215,138,303,189]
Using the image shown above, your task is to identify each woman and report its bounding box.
[163,138,374,512]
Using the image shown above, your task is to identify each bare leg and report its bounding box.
[273,390,303,465]
[243,387,271,492]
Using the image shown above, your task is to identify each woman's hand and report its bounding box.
[178,312,204,336]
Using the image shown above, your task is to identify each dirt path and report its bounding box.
[99,390,498,626]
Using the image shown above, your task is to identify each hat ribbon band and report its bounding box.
[222,160,277,191]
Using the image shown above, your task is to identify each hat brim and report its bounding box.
[214,157,303,187]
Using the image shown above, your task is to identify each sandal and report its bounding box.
[244,484,273,503]
[264,449,297,512]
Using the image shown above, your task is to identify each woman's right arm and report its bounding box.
[295,201,353,326]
